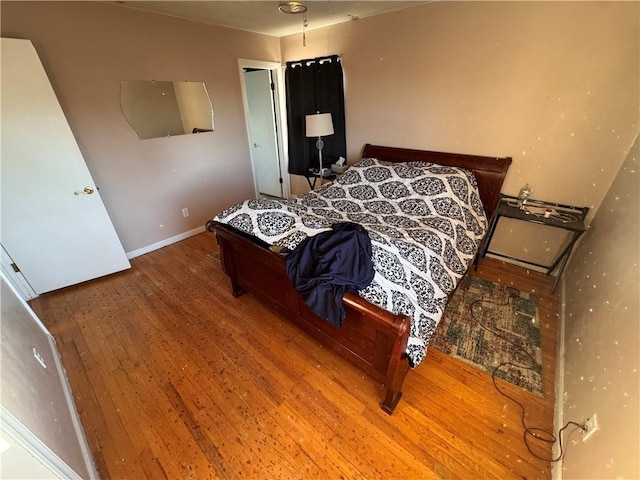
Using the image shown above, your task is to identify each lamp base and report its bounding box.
[316,136,325,187]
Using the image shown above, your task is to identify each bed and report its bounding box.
[208,144,511,413]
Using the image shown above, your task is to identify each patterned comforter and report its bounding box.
[214,158,488,366]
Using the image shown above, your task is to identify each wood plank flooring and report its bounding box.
[30,233,559,479]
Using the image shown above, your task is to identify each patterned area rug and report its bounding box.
[431,276,543,395]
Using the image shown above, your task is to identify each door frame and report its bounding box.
[237,59,290,198]
[1,244,37,301]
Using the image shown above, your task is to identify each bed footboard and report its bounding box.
[213,222,412,414]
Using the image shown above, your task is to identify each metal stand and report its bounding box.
[316,136,324,188]
[475,193,589,294]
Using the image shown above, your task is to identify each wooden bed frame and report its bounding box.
[211,144,511,414]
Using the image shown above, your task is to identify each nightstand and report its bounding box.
[304,170,336,190]
[476,194,589,293]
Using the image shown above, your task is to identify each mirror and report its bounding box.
[120,81,213,139]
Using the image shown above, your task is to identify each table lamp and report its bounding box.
[305,112,334,187]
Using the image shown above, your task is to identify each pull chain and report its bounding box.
[302,13,308,46]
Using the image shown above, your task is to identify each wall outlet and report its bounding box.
[582,413,599,442]
[181,208,189,218]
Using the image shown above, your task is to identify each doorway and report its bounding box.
[238,59,289,198]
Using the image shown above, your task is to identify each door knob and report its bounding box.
[74,186,94,195]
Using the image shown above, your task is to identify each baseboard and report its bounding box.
[552,275,567,480]
[125,226,205,260]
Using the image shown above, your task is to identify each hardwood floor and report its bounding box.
[30,233,559,479]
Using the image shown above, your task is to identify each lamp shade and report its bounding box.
[305,112,334,137]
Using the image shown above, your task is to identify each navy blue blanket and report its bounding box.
[285,222,375,327]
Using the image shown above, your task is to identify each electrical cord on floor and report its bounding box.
[468,296,586,463]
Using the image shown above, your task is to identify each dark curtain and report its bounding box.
[285,55,346,175]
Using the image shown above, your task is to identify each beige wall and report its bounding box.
[561,135,639,478]
[2,1,637,264]
[281,1,639,265]
[1,1,280,252]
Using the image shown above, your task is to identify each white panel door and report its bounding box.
[1,275,97,479]
[0,38,130,294]
[244,69,283,197]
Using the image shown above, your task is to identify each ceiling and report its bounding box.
[115,1,428,37]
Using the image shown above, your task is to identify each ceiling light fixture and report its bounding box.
[278,1,307,14]
[278,1,308,47]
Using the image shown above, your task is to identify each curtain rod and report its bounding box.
[286,54,340,69]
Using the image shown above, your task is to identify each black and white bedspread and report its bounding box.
[214,158,488,367]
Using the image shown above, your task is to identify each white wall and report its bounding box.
[560,135,639,479]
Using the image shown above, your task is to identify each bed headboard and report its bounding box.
[361,144,512,220]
